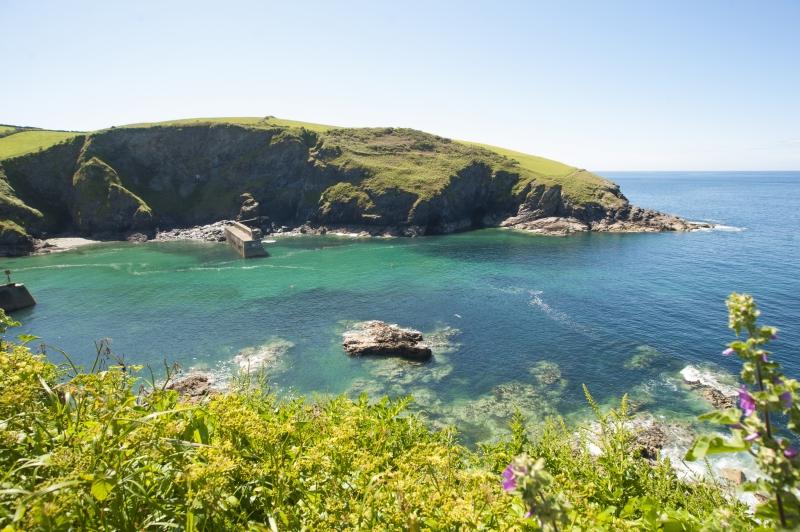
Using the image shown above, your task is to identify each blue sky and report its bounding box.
[1,0,798,170]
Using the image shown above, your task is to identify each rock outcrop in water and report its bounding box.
[680,365,738,409]
[167,373,213,401]
[0,118,709,255]
[343,321,432,361]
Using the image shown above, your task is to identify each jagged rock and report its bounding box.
[635,423,668,461]
[720,467,746,485]
[126,232,148,243]
[237,192,261,221]
[698,387,736,409]
[0,222,34,256]
[71,157,153,235]
[504,216,589,235]
[343,321,432,360]
[167,373,212,400]
[680,365,738,409]
[154,220,233,242]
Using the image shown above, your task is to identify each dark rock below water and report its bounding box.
[167,373,212,400]
[343,321,432,361]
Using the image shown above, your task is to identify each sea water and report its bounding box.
[4,171,799,446]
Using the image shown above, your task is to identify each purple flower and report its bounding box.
[739,387,757,417]
[502,464,516,491]
[773,377,793,408]
[524,510,534,518]
[772,332,778,340]
[762,354,769,362]
[744,432,760,441]
[784,447,798,459]
[722,348,735,356]
[781,391,793,409]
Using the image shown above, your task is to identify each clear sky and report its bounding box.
[1,0,798,170]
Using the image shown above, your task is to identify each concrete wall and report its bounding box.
[224,222,267,258]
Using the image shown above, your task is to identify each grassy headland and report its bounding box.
[0,116,680,255]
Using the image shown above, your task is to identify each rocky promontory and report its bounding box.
[0,118,710,255]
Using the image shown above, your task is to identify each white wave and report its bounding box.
[712,224,746,232]
[680,365,738,397]
[13,263,130,272]
[529,291,566,320]
[691,222,745,233]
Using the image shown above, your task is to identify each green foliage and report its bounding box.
[0,130,82,160]
[119,116,335,133]
[686,293,800,528]
[0,328,754,529]
[0,220,29,240]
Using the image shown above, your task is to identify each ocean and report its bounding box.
[4,171,799,446]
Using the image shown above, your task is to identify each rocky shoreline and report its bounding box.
[25,212,715,256]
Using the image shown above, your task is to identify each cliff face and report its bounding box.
[0,121,698,255]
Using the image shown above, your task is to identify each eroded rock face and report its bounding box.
[0,123,708,255]
[343,321,432,361]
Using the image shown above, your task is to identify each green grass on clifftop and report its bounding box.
[0,117,624,213]
[120,116,335,133]
[0,130,83,160]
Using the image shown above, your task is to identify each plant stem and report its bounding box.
[756,358,787,527]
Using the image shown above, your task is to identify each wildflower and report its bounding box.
[502,464,516,492]
[722,348,735,356]
[739,387,756,417]
[780,390,793,409]
[772,377,793,408]
[784,447,798,459]
[744,432,760,441]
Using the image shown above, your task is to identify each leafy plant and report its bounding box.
[686,293,800,528]
[0,318,755,530]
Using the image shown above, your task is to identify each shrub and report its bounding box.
[0,313,754,530]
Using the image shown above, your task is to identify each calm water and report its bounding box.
[4,171,799,442]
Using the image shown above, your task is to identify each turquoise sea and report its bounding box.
[4,171,799,442]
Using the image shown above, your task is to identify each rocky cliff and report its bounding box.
[0,118,701,255]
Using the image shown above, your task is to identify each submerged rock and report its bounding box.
[624,345,662,370]
[343,321,432,361]
[529,360,563,386]
[234,338,294,373]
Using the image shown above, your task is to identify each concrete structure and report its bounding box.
[224,221,267,258]
[0,283,36,312]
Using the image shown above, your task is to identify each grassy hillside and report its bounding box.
[0,129,84,160]
[119,115,335,133]
[0,117,636,251]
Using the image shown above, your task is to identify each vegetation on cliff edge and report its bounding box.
[0,309,756,530]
